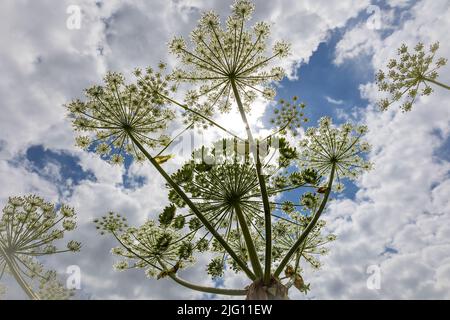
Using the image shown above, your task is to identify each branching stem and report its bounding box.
[234,204,263,278]
[423,77,450,90]
[274,163,336,277]
[230,78,273,285]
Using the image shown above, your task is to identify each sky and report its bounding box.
[0,0,450,299]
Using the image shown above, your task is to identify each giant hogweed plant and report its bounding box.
[66,0,372,299]
[0,195,81,300]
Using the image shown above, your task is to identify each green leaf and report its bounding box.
[158,205,176,227]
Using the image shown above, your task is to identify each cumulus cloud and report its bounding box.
[1,0,449,300]
[325,96,344,105]
[334,21,383,65]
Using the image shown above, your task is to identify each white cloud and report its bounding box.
[333,4,406,66]
[386,0,412,8]
[334,21,383,65]
[325,96,344,105]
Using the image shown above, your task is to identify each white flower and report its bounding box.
[298,117,372,182]
[66,72,175,163]
[168,0,289,115]
[376,42,448,112]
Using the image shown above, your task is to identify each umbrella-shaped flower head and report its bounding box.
[0,195,80,299]
[66,72,175,164]
[376,42,448,112]
[95,212,195,279]
[169,0,290,117]
[298,117,372,186]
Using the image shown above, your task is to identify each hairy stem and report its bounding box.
[230,78,273,285]
[156,258,246,296]
[128,132,256,280]
[234,204,263,278]
[423,77,450,90]
[274,163,336,277]
[169,273,247,296]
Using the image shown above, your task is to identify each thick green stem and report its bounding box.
[156,258,246,296]
[234,204,263,278]
[128,133,256,280]
[274,164,336,277]
[169,273,246,296]
[423,77,450,90]
[230,78,273,285]
[0,247,40,300]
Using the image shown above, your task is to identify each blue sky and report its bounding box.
[278,34,372,121]
[1,0,450,300]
